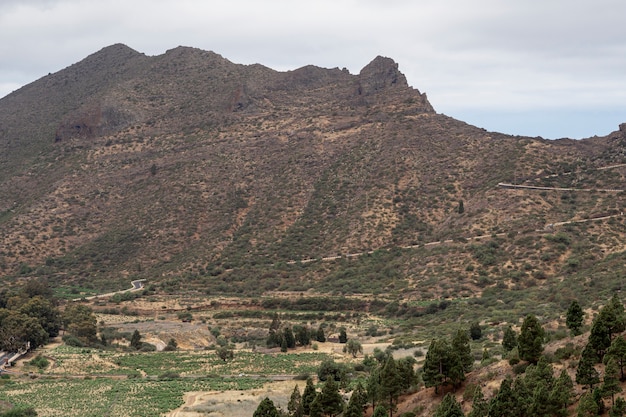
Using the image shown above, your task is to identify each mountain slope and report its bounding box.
[1,44,625,301]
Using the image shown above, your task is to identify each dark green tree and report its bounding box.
[527,380,551,417]
[317,359,346,383]
[163,338,178,351]
[318,377,344,417]
[283,327,296,349]
[593,387,605,415]
[423,338,447,394]
[281,336,289,352]
[549,369,574,416]
[339,328,348,344]
[589,295,626,358]
[302,377,317,415]
[288,384,304,417]
[0,311,48,351]
[577,391,599,417]
[517,315,545,364]
[487,377,517,417]
[253,397,279,417]
[435,393,465,417]
[577,343,600,389]
[396,356,418,391]
[524,356,555,391]
[606,335,626,381]
[294,325,311,346]
[216,346,234,362]
[372,405,388,417]
[469,321,482,340]
[457,200,465,214]
[316,326,326,343]
[566,300,585,336]
[611,397,626,417]
[502,326,518,352]
[345,382,367,417]
[62,304,97,343]
[130,330,142,350]
[19,296,60,338]
[603,357,622,406]
[467,386,488,417]
[452,328,473,374]
[379,356,403,417]
[367,365,382,411]
[309,396,324,417]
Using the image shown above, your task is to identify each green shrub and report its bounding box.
[29,355,49,370]
[62,334,85,347]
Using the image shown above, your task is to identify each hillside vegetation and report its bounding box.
[1,44,626,307]
[2,44,626,416]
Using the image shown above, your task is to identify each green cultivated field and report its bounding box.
[0,376,265,416]
[0,347,331,416]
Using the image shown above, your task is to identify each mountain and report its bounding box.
[1,44,626,304]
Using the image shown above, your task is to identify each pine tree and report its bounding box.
[566,300,585,336]
[366,365,381,411]
[577,391,599,417]
[372,405,388,417]
[577,343,601,389]
[396,356,418,391]
[281,336,288,352]
[467,386,488,417]
[452,328,474,374]
[502,326,518,352]
[288,385,304,417]
[318,377,344,417]
[283,327,296,349]
[488,377,517,417]
[309,396,323,417]
[606,335,626,381]
[511,376,532,417]
[518,315,544,364]
[339,328,348,344]
[603,357,622,406]
[302,377,317,415]
[294,325,311,346]
[593,387,605,415]
[610,397,626,417]
[549,369,574,417]
[589,295,626,358]
[528,380,551,417]
[524,356,555,392]
[434,393,465,417]
[254,397,279,417]
[345,382,367,417]
[379,356,403,417]
[316,326,326,343]
[423,338,451,394]
[457,200,465,214]
[470,321,482,340]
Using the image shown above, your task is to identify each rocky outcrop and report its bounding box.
[356,56,434,113]
[54,101,136,141]
[357,56,408,95]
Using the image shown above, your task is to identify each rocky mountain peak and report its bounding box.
[358,56,408,95]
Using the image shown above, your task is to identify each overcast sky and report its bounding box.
[1,0,625,139]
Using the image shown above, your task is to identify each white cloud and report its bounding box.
[1,0,625,138]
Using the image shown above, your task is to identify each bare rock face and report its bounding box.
[357,56,408,96]
[54,101,136,142]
